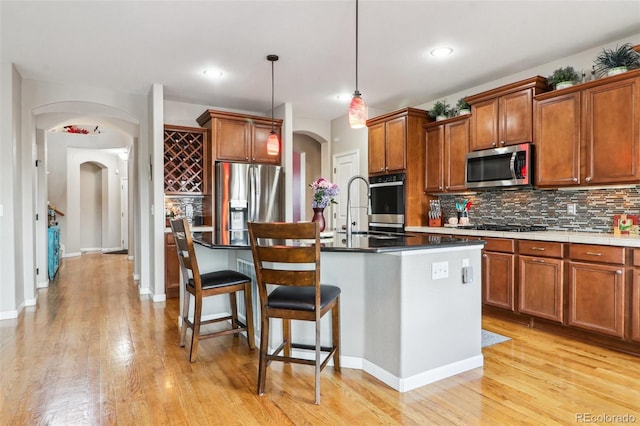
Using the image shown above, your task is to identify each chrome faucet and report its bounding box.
[346,175,371,239]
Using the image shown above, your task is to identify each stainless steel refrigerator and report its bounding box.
[215,162,284,245]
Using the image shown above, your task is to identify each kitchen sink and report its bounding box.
[337,230,413,240]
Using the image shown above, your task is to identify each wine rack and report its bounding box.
[163,125,208,194]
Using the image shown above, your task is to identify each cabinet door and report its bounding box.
[583,77,640,184]
[165,233,181,299]
[633,270,640,343]
[368,122,386,174]
[518,255,563,322]
[445,118,469,191]
[385,116,407,172]
[568,261,625,337]
[534,93,581,187]
[470,98,499,151]
[499,89,533,146]
[215,118,250,162]
[482,251,515,310]
[424,126,443,192]
[252,123,281,164]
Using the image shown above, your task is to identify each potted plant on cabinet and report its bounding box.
[456,98,471,115]
[547,66,580,90]
[428,100,451,121]
[594,43,640,77]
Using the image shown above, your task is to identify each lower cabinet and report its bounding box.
[165,233,180,298]
[567,243,626,338]
[519,256,564,322]
[632,252,640,343]
[482,238,515,311]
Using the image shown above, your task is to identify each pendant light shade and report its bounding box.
[267,54,280,156]
[349,0,367,128]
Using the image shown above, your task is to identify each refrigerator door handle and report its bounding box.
[248,165,256,222]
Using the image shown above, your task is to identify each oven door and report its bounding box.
[369,179,405,229]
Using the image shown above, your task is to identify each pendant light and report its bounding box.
[266,54,280,156]
[349,0,367,128]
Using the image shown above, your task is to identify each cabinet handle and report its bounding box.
[532,247,546,251]
[440,186,444,190]
[532,259,545,263]
[572,177,578,182]
[585,176,592,182]
[500,141,505,146]
[482,254,487,258]
[586,251,602,256]
[616,270,623,275]
[491,142,497,147]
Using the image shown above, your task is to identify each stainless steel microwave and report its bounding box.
[465,143,533,189]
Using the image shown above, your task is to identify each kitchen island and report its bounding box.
[189,230,486,393]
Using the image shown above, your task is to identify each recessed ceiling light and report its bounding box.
[335,93,352,102]
[430,47,453,57]
[203,69,223,78]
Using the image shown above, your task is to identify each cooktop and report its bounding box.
[457,224,547,232]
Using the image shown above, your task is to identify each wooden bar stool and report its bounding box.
[170,218,255,362]
[248,221,341,404]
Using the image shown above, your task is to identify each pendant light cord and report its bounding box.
[271,59,275,132]
[355,0,359,94]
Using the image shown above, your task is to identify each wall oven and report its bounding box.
[368,173,405,232]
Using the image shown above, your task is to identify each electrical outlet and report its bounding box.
[567,203,577,215]
[432,261,449,280]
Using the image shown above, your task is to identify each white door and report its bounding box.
[332,150,360,232]
[121,177,128,250]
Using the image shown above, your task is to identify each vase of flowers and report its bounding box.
[309,178,339,232]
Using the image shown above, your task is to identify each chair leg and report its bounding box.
[229,291,239,333]
[243,282,255,349]
[257,315,270,396]
[179,291,190,347]
[314,317,321,405]
[283,319,291,359]
[332,297,341,371]
[189,295,203,363]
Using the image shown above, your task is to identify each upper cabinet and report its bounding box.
[164,125,209,194]
[366,108,428,175]
[424,115,470,193]
[366,107,429,226]
[467,76,548,151]
[535,69,640,188]
[197,109,283,165]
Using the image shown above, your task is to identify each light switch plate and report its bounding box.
[432,261,449,280]
[462,266,474,283]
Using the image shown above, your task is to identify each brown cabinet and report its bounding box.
[165,233,180,299]
[197,109,283,165]
[467,76,547,151]
[631,251,640,343]
[518,241,564,322]
[164,125,209,194]
[424,116,469,193]
[367,108,429,226]
[535,69,640,187]
[367,109,427,175]
[482,238,516,311]
[568,244,626,338]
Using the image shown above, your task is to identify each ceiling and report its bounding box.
[2,1,640,122]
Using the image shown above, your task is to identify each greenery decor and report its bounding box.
[456,98,470,114]
[594,43,640,76]
[547,66,579,89]
[429,100,452,120]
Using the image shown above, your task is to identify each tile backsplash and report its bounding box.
[437,187,640,233]
[165,195,205,226]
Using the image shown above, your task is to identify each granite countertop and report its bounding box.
[192,231,486,253]
[407,226,640,248]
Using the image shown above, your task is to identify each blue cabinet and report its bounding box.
[48,225,60,280]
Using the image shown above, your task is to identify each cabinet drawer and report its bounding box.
[569,244,625,265]
[519,240,563,258]
[484,237,515,253]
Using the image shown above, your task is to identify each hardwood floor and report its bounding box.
[1,253,639,425]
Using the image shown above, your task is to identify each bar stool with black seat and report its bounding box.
[248,221,341,404]
[170,218,255,362]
